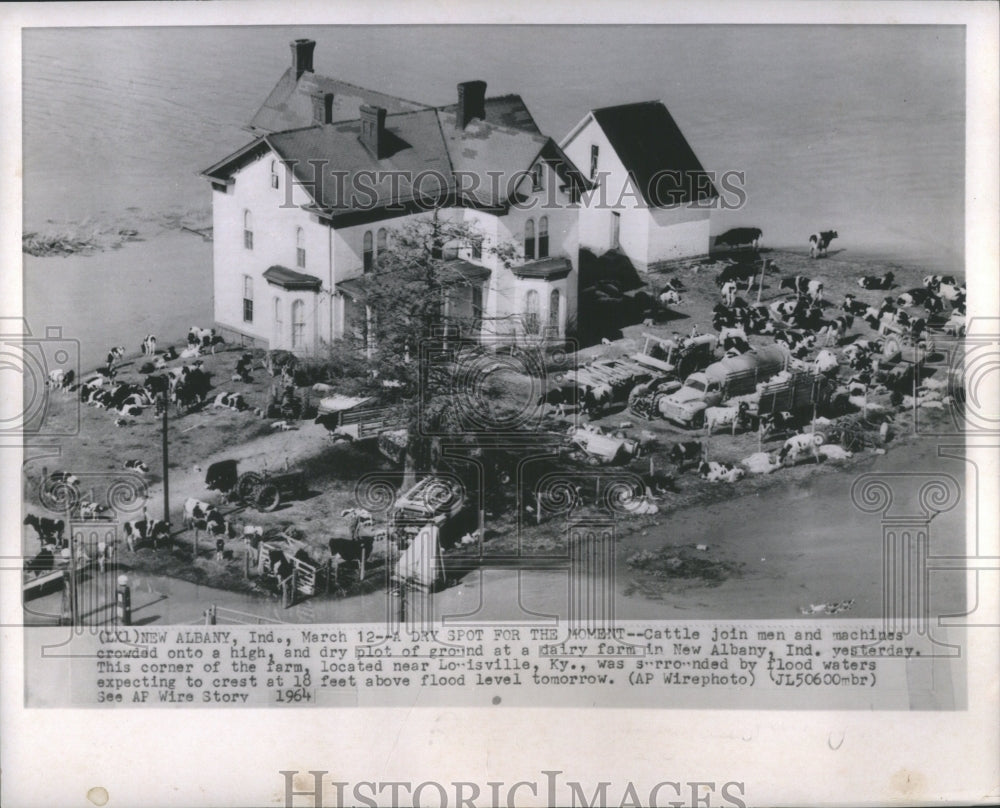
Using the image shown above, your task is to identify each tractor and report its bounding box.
[204,459,307,512]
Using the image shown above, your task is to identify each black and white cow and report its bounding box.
[808,230,838,258]
[124,459,149,473]
[123,518,170,551]
[715,227,762,251]
[212,392,248,411]
[106,346,126,370]
[23,514,65,545]
[858,271,894,290]
[842,294,869,316]
[141,334,157,356]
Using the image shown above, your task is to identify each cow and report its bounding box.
[328,535,375,582]
[813,349,839,376]
[46,368,75,391]
[780,275,811,297]
[183,498,213,529]
[923,274,957,290]
[233,352,254,383]
[46,470,79,489]
[105,346,126,370]
[697,460,745,483]
[741,452,782,475]
[817,444,853,461]
[719,281,738,307]
[759,410,797,439]
[944,311,966,337]
[141,334,157,356]
[173,368,211,410]
[144,374,170,398]
[715,227,762,251]
[858,271,894,290]
[669,441,703,471]
[816,314,853,345]
[264,349,298,378]
[715,262,760,287]
[180,344,202,360]
[123,519,170,551]
[705,401,752,435]
[778,432,824,465]
[842,294,868,316]
[212,392,248,411]
[936,281,963,303]
[23,514,65,545]
[658,289,682,307]
[723,336,751,355]
[896,287,932,307]
[808,230,838,258]
[123,459,149,473]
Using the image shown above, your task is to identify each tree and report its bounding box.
[326,212,522,483]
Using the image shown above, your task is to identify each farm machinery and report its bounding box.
[204,459,307,512]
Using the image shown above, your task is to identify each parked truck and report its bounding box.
[754,369,832,416]
[574,332,717,414]
[654,345,790,427]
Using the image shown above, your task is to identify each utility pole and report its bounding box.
[160,394,170,549]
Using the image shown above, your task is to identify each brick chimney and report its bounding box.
[312,91,335,125]
[456,80,487,129]
[291,39,316,79]
[360,104,388,158]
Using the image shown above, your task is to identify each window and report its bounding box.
[273,297,283,344]
[242,275,253,323]
[548,288,560,333]
[524,218,535,261]
[270,160,279,189]
[524,290,540,335]
[291,300,305,348]
[376,228,387,258]
[590,144,599,180]
[363,231,373,272]
[538,216,549,259]
[243,210,253,250]
[531,163,543,192]
[296,227,306,268]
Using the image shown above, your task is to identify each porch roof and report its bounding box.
[510,256,572,280]
[263,265,323,291]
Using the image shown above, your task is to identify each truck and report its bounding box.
[573,332,717,413]
[754,369,832,416]
[654,344,790,428]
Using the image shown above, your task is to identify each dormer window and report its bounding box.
[531,163,543,192]
[270,160,279,189]
[590,144,599,180]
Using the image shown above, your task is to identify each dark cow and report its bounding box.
[233,352,254,383]
[896,287,932,307]
[23,514,65,545]
[723,335,751,354]
[173,368,211,410]
[668,441,703,471]
[858,271,894,290]
[715,227,762,251]
[144,374,170,397]
[809,230,838,258]
[25,548,56,576]
[328,535,376,581]
[759,410,797,439]
[715,262,760,287]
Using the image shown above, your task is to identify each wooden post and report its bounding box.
[756,259,767,304]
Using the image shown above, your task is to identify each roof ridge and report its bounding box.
[305,72,432,110]
[591,99,665,114]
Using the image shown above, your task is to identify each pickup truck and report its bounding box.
[655,345,790,427]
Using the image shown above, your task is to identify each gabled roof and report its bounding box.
[263,265,323,291]
[589,101,717,207]
[204,95,588,218]
[248,68,429,134]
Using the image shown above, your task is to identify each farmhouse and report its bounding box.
[202,39,588,353]
[560,101,717,272]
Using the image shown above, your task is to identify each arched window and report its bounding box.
[524,289,540,335]
[363,231,373,272]
[538,216,549,259]
[270,160,279,189]
[242,275,253,323]
[243,210,253,250]
[376,228,387,258]
[273,297,283,344]
[291,300,305,348]
[524,218,535,260]
[548,288,560,334]
[296,227,306,268]
[531,163,543,192]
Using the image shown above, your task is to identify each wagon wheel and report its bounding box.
[256,484,281,512]
[236,472,263,502]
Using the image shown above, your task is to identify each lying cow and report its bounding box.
[212,391,248,411]
[698,460,745,483]
[857,270,894,290]
[123,518,170,551]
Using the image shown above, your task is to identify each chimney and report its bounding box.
[456,80,487,129]
[312,91,335,125]
[360,104,388,158]
[290,39,316,79]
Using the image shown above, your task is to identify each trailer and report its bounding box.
[315,394,409,464]
[755,370,832,416]
[205,459,307,512]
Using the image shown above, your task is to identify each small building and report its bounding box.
[202,39,588,354]
[560,101,717,272]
